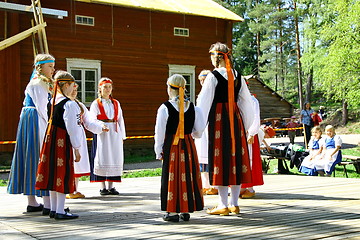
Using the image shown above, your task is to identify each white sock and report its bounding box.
[201,172,210,189]
[42,196,51,209]
[27,195,39,206]
[101,182,106,189]
[229,185,240,207]
[108,181,113,189]
[217,186,228,209]
[248,187,255,193]
[56,192,66,214]
[49,191,57,212]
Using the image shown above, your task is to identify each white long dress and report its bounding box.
[90,98,126,177]
[73,101,104,177]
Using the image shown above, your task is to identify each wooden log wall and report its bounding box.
[1,0,233,151]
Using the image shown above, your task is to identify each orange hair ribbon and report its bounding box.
[211,50,236,155]
[169,83,185,145]
[99,80,112,86]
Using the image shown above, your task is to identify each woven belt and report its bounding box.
[100,119,116,123]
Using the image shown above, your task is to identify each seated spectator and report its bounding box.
[311,111,322,126]
[286,116,299,144]
[313,125,342,176]
[299,126,324,176]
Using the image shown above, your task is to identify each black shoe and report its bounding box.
[42,208,50,216]
[54,212,79,220]
[108,188,119,195]
[180,213,190,221]
[163,213,179,222]
[100,188,110,195]
[50,208,70,218]
[27,204,43,212]
[49,211,56,218]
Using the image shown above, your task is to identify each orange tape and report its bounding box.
[1,135,155,145]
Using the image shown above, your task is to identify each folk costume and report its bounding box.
[7,67,54,197]
[35,94,82,194]
[299,137,325,176]
[241,95,264,190]
[154,90,205,214]
[73,101,104,178]
[197,67,254,187]
[314,135,342,175]
[89,97,126,182]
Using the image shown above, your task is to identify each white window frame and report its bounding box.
[75,15,95,26]
[168,64,196,103]
[174,27,189,37]
[66,58,101,106]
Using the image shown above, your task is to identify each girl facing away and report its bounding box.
[7,54,55,214]
[90,78,126,195]
[35,70,82,220]
[154,74,206,222]
[314,125,342,176]
[66,83,109,199]
[197,42,254,216]
[299,126,325,176]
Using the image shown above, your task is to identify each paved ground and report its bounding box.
[1,175,360,239]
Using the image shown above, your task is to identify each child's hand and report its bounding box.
[74,149,81,162]
[102,125,109,132]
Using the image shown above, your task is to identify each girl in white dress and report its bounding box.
[314,125,342,176]
[67,84,108,199]
[194,70,218,195]
[90,78,126,195]
[299,126,325,176]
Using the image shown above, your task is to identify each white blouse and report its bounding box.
[196,67,255,132]
[154,100,206,159]
[53,95,83,149]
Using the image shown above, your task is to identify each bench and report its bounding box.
[261,155,289,174]
[333,155,360,178]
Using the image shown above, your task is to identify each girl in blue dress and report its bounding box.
[7,54,55,214]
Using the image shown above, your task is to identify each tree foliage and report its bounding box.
[216,0,360,112]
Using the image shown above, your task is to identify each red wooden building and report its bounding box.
[0,0,243,152]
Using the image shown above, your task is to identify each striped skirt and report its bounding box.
[208,102,252,186]
[7,107,49,196]
[161,134,204,213]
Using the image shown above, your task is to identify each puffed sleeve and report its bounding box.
[64,101,83,149]
[81,102,104,134]
[334,135,342,147]
[28,84,49,122]
[89,100,99,119]
[116,100,126,140]
[192,106,206,139]
[196,72,217,123]
[247,96,260,137]
[237,76,255,132]
[154,104,168,159]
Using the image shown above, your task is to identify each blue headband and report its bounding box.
[35,60,55,66]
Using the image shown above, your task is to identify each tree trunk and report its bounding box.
[294,0,303,108]
[342,99,348,126]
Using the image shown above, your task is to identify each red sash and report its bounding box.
[96,97,119,131]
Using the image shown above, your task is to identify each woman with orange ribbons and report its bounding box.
[197,42,254,216]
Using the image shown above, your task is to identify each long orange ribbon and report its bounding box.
[169,84,185,146]
[210,50,236,155]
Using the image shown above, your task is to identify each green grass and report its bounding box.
[342,146,360,156]
[78,168,162,181]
